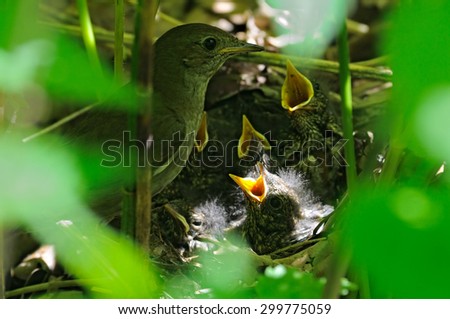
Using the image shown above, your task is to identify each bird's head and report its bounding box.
[230,163,334,254]
[229,163,301,221]
[154,23,263,81]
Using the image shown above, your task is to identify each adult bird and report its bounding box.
[229,161,333,255]
[66,23,263,217]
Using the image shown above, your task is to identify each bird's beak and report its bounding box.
[281,59,315,112]
[218,42,264,55]
[238,115,271,158]
[229,163,267,202]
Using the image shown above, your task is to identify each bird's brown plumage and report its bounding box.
[64,23,263,217]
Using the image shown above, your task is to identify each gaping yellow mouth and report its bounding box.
[281,59,314,112]
[238,115,271,159]
[229,163,267,202]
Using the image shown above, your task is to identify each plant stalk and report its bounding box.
[129,0,159,251]
[76,0,103,78]
[114,0,125,82]
[338,22,357,193]
[235,52,392,82]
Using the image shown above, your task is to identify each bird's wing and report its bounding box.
[149,109,197,194]
[151,132,194,194]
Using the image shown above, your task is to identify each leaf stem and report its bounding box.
[338,22,357,193]
[76,0,103,78]
[114,0,125,82]
[0,225,4,299]
[323,22,357,299]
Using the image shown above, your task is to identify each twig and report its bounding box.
[39,20,135,46]
[235,52,392,82]
[346,19,369,35]
[22,103,98,143]
[270,238,325,259]
[158,11,183,26]
[113,0,135,238]
[4,279,109,298]
[355,55,389,67]
[129,0,159,251]
[39,11,391,84]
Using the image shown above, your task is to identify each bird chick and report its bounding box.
[230,162,333,255]
[280,60,346,202]
[188,199,228,251]
[149,197,230,266]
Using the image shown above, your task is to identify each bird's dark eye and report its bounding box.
[267,196,282,210]
[202,37,217,50]
[192,220,203,227]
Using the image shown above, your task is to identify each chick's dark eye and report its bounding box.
[203,37,217,50]
[268,196,282,210]
[192,220,202,227]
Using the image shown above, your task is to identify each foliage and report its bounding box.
[344,0,450,298]
[0,1,156,298]
[1,0,449,299]
[255,265,325,299]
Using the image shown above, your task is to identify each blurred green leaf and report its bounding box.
[0,1,44,49]
[41,36,117,104]
[414,86,450,163]
[191,243,257,298]
[255,265,325,298]
[0,135,160,298]
[343,0,450,298]
[340,277,358,297]
[346,187,450,298]
[384,0,450,125]
[265,0,356,57]
[0,40,53,93]
[0,2,136,109]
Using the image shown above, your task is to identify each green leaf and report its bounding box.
[266,0,356,57]
[0,39,53,93]
[0,135,160,298]
[190,241,257,298]
[346,186,450,298]
[38,36,120,105]
[255,265,325,298]
[414,86,450,163]
[384,0,450,124]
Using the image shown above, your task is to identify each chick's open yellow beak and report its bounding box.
[238,115,271,159]
[229,163,267,202]
[281,59,314,112]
